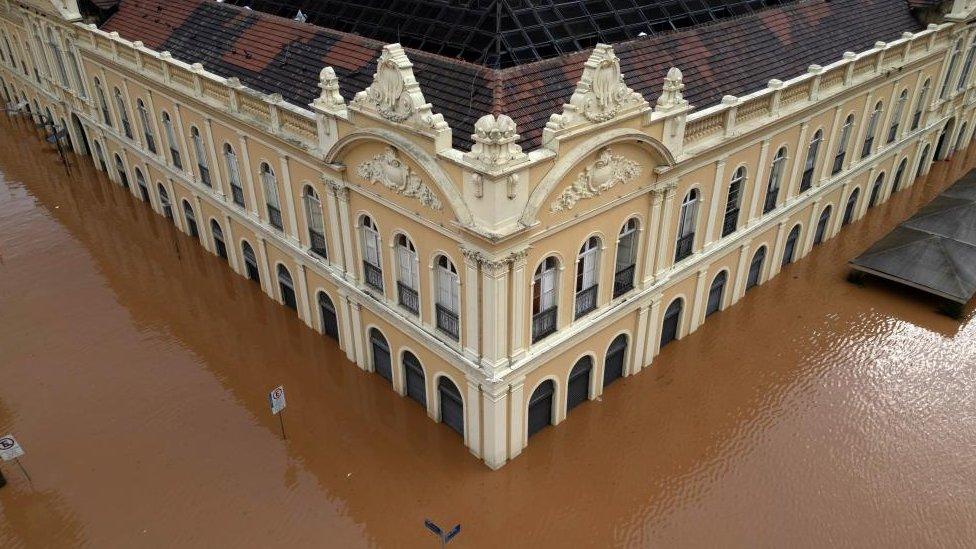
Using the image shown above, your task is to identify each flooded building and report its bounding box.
[1,0,975,469]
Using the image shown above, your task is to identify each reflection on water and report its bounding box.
[1,114,975,547]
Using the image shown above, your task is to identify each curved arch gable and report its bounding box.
[325,128,473,225]
[521,130,676,226]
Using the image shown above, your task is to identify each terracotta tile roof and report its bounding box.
[101,0,923,151]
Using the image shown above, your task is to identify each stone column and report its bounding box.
[801,199,821,256]
[277,155,299,241]
[786,121,810,200]
[194,195,211,253]
[460,249,481,361]
[704,157,728,247]
[480,256,509,377]
[644,293,663,365]
[323,177,345,271]
[507,379,525,460]
[688,268,710,334]
[237,135,260,217]
[337,290,356,363]
[832,181,852,237]
[748,138,772,223]
[481,383,510,469]
[144,90,164,162]
[333,182,357,279]
[731,239,753,304]
[641,188,664,284]
[348,298,366,370]
[509,249,529,362]
[768,221,789,278]
[819,106,844,184]
[296,263,313,328]
[849,92,874,171]
[172,104,191,176]
[630,303,649,375]
[465,380,482,458]
[203,117,224,198]
[653,181,678,278]
[256,236,273,297]
[223,212,240,275]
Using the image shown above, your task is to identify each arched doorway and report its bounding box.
[70,113,88,156]
[868,173,884,208]
[782,225,801,266]
[318,291,339,341]
[706,271,727,317]
[916,144,931,180]
[527,380,555,438]
[114,154,129,189]
[934,119,954,161]
[369,328,392,383]
[211,220,228,260]
[814,206,832,246]
[182,200,198,238]
[746,246,766,291]
[566,357,592,412]
[842,188,860,226]
[603,334,628,388]
[402,351,426,407]
[157,184,173,220]
[93,140,107,172]
[660,298,683,347]
[277,264,297,311]
[134,168,150,203]
[437,377,464,437]
[955,122,968,153]
[241,241,260,283]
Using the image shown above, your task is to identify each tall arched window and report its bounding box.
[888,90,908,144]
[532,256,559,342]
[832,114,855,175]
[161,111,182,169]
[113,88,132,139]
[190,126,211,187]
[869,172,885,208]
[613,218,638,297]
[46,28,68,87]
[395,234,420,315]
[800,131,822,193]
[912,79,930,131]
[260,163,283,230]
[94,78,111,127]
[942,39,964,99]
[722,167,745,237]
[676,188,699,261]
[958,37,976,91]
[66,47,86,98]
[575,236,601,319]
[277,264,297,310]
[136,99,156,154]
[223,143,245,207]
[435,255,460,341]
[892,158,908,193]
[861,101,883,159]
[114,154,129,188]
[360,215,383,291]
[303,185,327,259]
[763,147,787,214]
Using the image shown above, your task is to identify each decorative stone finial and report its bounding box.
[312,66,346,115]
[465,114,526,168]
[655,66,687,112]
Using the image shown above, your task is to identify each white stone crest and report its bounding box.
[351,44,448,133]
[357,147,443,210]
[465,114,526,168]
[311,66,346,115]
[549,148,641,212]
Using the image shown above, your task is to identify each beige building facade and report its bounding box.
[2,0,976,468]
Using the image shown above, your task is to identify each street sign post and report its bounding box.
[0,434,31,484]
[424,519,461,547]
[269,386,287,439]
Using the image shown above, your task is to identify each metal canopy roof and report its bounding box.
[850,170,976,304]
[226,0,791,67]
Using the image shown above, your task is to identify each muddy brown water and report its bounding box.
[1,114,975,548]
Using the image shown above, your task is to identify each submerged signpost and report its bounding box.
[269,385,287,440]
[0,434,31,485]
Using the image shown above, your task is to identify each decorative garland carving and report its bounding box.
[357,147,442,210]
[549,148,641,212]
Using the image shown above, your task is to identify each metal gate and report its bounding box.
[370,329,392,384]
[706,272,726,317]
[814,208,831,245]
[527,380,554,438]
[603,335,627,388]
[567,357,591,412]
[403,352,426,407]
[438,377,463,436]
[660,299,682,347]
[318,292,339,341]
[277,266,297,310]
[746,247,765,290]
[782,226,800,266]
[242,243,260,283]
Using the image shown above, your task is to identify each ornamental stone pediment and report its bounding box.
[549,147,641,212]
[357,147,443,210]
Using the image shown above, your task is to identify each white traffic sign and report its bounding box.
[0,434,24,461]
[269,386,287,415]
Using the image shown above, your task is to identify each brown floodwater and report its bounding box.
[1,113,975,548]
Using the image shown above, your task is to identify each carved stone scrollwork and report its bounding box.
[312,66,346,115]
[549,147,642,212]
[465,114,526,168]
[655,67,688,113]
[357,147,442,210]
[351,44,448,132]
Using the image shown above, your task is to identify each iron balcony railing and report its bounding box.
[613,264,635,298]
[575,284,598,318]
[531,307,557,343]
[267,204,283,230]
[230,183,245,207]
[435,304,460,341]
[722,208,739,237]
[199,164,211,188]
[363,261,384,292]
[397,282,420,314]
[309,229,328,259]
[762,190,778,214]
[674,233,694,262]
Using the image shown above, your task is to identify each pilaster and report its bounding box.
[644,293,663,365]
[480,255,509,376]
[748,139,772,222]
[507,379,525,460]
[786,121,810,199]
[630,303,649,375]
[465,380,482,458]
[509,249,529,362]
[704,157,727,247]
[460,248,481,361]
[731,239,753,304]
[277,155,299,241]
[652,181,678,278]
[641,187,665,283]
[481,383,510,469]
[688,268,710,333]
[768,220,789,278]
[237,135,260,217]
[296,263,313,329]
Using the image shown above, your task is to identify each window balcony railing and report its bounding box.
[799,168,814,193]
[397,281,420,315]
[230,183,245,207]
[575,284,598,318]
[674,233,694,263]
[363,261,383,292]
[435,304,460,341]
[199,164,211,188]
[722,208,739,237]
[762,190,778,214]
[531,307,558,343]
[613,264,635,298]
[309,229,327,259]
[267,204,283,230]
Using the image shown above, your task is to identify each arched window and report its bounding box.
[833,114,855,175]
[395,234,420,315]
[604,334,628,388]
[134,167,149,203]
[182,200,198,239]
[746,246,766,291]
[369,328,392,383]
[437,376,464,437]
[722,167,745,237]
[869,172,885,208]
[782,225,801,267]
[46,28,68,87]
[277,264,297,310]
[942,39,964,99]
[303,185,327,259]
[800,130,822,193]
[136,99,156,154]
[567,356,592,412]
[190,126,211,187]
[94,78,111,127]
[23,39,40,83]
[531,256,559,342]
[575,236,601,319]
[211,219,228,260]
[888,90,908,144]
[814,206,832,246]
[676,188,699,260]
[706,271,727,317]
[114,87,132,139]
[223,143,245,207]
[66,47,86,98]
[241,241,260,282]
[157,183,173,220]
[958,37,976,91]
[318,291,339,341]
[527,380,555,438]
[402,351,425,406]
[912,79,930,131]
[613,218,639,297]
[259,163,282,230]
[861,101,883,159]
[842,188,860,226]
[660,298,683,347]
[892,158,908,193]
[161,111,182,169]
[916,144,931,180]
[114,154,129,188]
[360,215,383,291]
[30,30,49,75]
[764,147,787,214]
[435,255,460,341]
